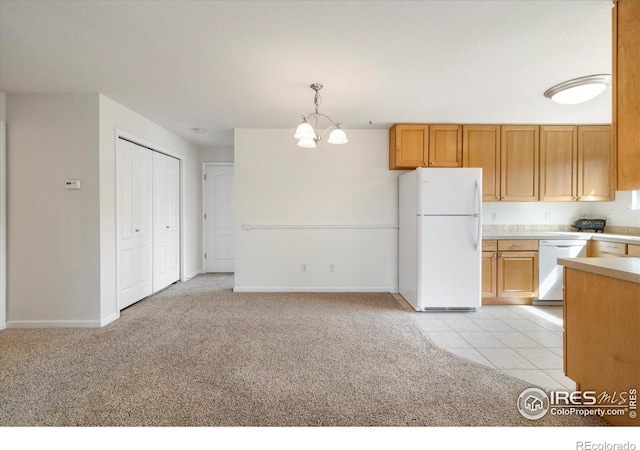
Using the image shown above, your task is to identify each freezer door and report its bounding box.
[417,216,481,309]
[418,168,482,215]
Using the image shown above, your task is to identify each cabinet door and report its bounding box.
[628,244,640,257]
[614,0,640,191]
[594,240,627,257]
[500,126,539,201]
[540,126,577,201]
[463,125,501,201]
[428,125,462,167]
[497,251,538,300]
[577,125,614,201]
[389,124,428,169]
[482,251,497,298]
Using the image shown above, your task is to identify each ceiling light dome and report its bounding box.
[544,74,611,105]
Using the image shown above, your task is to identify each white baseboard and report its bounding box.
[233,286,398,293]
[184,269,203,281]
[7,319,106,328]
[100,312,120,327]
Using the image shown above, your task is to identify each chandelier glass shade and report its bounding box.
[294,83,348,148]
[543,74,611,105]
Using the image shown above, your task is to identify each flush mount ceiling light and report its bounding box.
[543,74,612,105]
[192,127,207,134]
[294,83,348,148]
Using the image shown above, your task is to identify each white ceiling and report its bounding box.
[0,0,613,149]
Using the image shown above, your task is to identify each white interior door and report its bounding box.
[204,164,234,273]
[117,140,153,309]
[153,151,180,291]
[0,120,6,329]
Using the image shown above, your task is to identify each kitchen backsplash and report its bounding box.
[482,224,640,236]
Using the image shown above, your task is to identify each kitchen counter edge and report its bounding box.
[483,231,640,244]
[558,257,640,284]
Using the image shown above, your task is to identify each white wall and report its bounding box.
[98,95,202,322]
[482,193,640,229]
[200,147,234,163]
[7,94,101,326]
[589,191,640,228]
[234,129,400,292]
[5,93,202,327]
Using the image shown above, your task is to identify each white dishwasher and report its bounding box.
[536,239,587,304]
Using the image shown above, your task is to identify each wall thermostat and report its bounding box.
[65,180,81,190]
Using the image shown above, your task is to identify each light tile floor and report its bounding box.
[394,295,577,391]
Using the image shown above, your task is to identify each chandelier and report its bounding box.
[294,83,348,148]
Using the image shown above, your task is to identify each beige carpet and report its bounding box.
[0,274,605,426]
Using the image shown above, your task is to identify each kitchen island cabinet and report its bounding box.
[559,257,640,426]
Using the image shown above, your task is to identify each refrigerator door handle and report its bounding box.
[474,180,481,251]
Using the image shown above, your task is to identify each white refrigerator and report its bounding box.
[399,168,482,311]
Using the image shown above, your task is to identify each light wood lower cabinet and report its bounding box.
[482,240,539,305]
[588,239,639,258]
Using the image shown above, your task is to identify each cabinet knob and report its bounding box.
[166,225,170,229]
[135,229,140,232]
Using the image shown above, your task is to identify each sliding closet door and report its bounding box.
[153,152,180,292]
[117,140,153,309]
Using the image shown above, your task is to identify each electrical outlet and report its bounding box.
[545,212,551,221]
[491,212,497,221]
[604,210,612,218]
[301,263,307,272]
[329,264,335,272]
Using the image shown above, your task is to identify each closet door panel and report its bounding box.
[117,140,153,309]
[153,152,180,292]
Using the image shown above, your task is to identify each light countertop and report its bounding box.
[558,257,640,284]
[483,231,640,244]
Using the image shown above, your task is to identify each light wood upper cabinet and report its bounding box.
[428,125,462,167]
[500,126,539,201]
[389,124,428,169]
[577,125,614,201]
[463,125,501,201]
[540,125,614,202]
[613,0,640,191]
[389,124,462,169]
[540,126,578,201]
